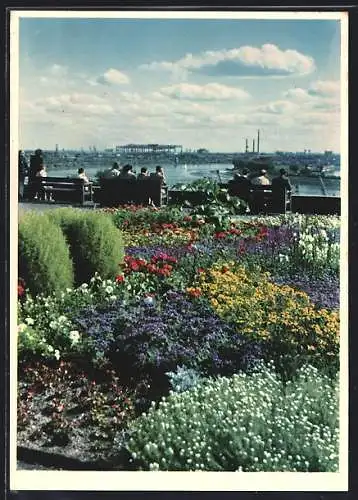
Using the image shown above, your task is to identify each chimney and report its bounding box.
[252,139,255,153]
[257,130,260,154]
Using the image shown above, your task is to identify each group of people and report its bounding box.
[18,149,52,201]
[231,167,292,212]
[233,167,292,192]
[104,162,167,184]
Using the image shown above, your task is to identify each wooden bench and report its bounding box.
[227,181,290,214]
[99,177,168,207]
[25,177,94,205]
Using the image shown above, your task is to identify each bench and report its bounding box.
[25,177,94,205]
[227,181,290,214]
[99,177,168,207]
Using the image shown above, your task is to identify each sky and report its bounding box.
[17,14,342,153]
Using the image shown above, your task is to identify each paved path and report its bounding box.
[19,202,96,212]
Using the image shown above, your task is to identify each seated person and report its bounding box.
[137,167,149,180]
[120,164,136,179]
[78,167,90,184]
[150,165,166,185]
[34,165,49,200]
[251,169,271,186]
[230,168,252,202]
[271,168,292,193]
[104,162,121,178]
[78,167,91,194]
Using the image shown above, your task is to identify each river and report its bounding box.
[45,161,340,197]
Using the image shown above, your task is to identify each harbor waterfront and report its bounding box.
[41,161,340,198]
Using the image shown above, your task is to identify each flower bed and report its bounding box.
[17,206,341,471]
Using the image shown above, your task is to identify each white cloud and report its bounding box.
[308,80,340,97]
[158,82,250,101]
[27,92,115,120]
[283,80,340,113]
[284,87,312,100]
[97,68,130,85]
[257,100,299,115]
[49,64,68,77]
[141,44,315,78]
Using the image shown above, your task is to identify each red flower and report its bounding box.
[215,232,226,239]
[115,275,125,283]
[18,284,25,297]
[146,264,157,274]
[197,268,205,274]
[238,242,246,255]
[222,266,230,273]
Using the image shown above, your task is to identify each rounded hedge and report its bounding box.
[49,208,124,285]
[18,211,74,296]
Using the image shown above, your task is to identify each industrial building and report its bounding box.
[115,144,183,154]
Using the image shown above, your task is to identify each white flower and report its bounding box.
[47,345,54,353]
[25,317,34,326]
[69,330,80,345]
[17,323,27,333]
[54,349,60,360]
[49,321,57,329]
[105,285,114,294]
[143,295,155,306]
[65,288,72,293]
[58,315,67,323]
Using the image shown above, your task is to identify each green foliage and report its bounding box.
[17,275,126,362]
[18,211,74,296]
[171,178,248,218]
[126,362,339,472]
[49,208,124,285]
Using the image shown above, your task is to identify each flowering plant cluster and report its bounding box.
[194,262,339,374]
[126,361,339,472]
[18,361,136,450]
[122,253,178,277]
[17,275,126,361]
[17,206,341,470]
[73,291,262,386]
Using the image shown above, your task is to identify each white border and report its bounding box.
[10,9,349,492]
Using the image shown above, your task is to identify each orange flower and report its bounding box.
[186,287,202,298]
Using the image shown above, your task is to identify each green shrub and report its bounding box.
[18,211,74,296]
[125,362,339,472]
[49,208,124,285]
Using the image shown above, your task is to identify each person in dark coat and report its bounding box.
[272,168,292,193]
[271,168,292,212]
[18,150,28,200]
[28,149,44,200]
[229,168,252,203]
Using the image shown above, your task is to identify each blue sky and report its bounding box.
[18,15,342,152]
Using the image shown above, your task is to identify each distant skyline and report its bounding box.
[16,13,343,153]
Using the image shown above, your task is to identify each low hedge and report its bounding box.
[49,208,125,285]
[18,211,74,296]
